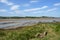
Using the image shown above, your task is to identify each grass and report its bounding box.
[0,22,60,40]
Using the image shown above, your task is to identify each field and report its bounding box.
[0,22,60,40]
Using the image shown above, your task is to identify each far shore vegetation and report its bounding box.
[0,16,57,19]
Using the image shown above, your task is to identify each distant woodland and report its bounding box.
[0,16,57,19]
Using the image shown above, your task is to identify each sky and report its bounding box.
[0,0,60,17]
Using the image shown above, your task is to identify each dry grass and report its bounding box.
[0,22,60,40]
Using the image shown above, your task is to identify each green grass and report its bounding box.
[0,22,60,40]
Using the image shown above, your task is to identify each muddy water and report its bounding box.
[0,18,60,29]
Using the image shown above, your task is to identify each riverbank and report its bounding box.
[0,22,60,40]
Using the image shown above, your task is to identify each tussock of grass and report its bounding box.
[0,22,60,40]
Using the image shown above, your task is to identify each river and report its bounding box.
[0,18,60,29]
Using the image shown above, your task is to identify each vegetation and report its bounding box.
[0,22,60,40]
[0,16,56,19]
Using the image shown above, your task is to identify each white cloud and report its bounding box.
[7,2,14,5]
[54,3,60,6]
[31,8,57,14]
[41,6,48,9]
[24,8,40,12]
[0,0,13,6]
[8,12,14,14]
[0,0,7,3]
[32,11,44,14]
[0,9,7,12]
[47,8,57,12]
[14,10,21,13]
[10,10,23,14]
[23,4,30,7]
[0,0,20,11]
[0,0,21,15]
[11,5,20,10]
[24,6,48,12]
[30,0,38,3]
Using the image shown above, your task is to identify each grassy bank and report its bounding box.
[0,22,60,40]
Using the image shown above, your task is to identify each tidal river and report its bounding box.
[0,18,60,29]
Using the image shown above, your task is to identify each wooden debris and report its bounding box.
[35,31,48,38]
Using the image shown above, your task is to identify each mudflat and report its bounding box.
[0,18,60,29]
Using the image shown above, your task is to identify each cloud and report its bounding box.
[0,0,14,6]
[14,10,21,14]
[10,5,20,10]
[0,0,7,3]
[31,8,57,14]
[54,3,60,6]
[47,8,57,12]
[9,9,23,14]
[7,2,14,6]
[30,0,38,3]
[23,4,30,7]
[32,11,44,14]
[0,9,7,12]
[24,8,40,12]
[8,12,14,14]
[41,6,48,9]
[24,6,48,12]
[0,0,20,12]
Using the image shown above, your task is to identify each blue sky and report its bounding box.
[0,0,60,17]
